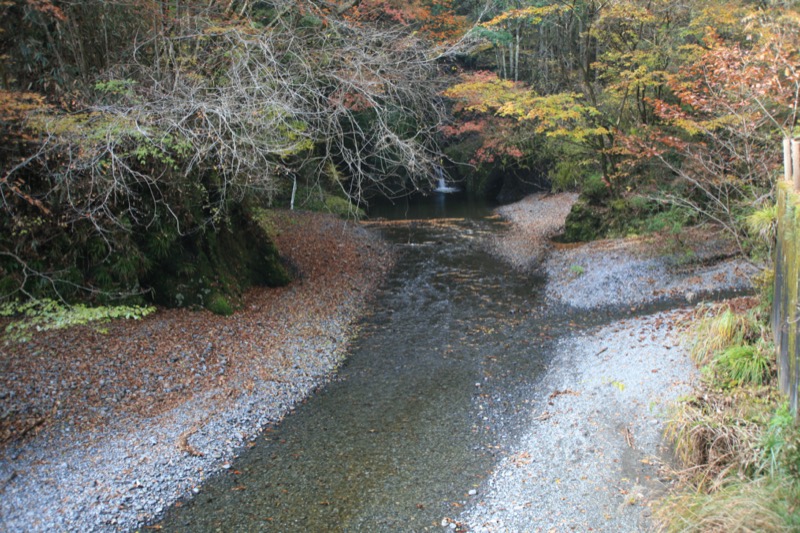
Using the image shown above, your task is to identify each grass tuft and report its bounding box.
[713,343,771,388]
[658,296,800,532]
[688,302,761,366]
[656,477,800,533]
[206,293,234,316]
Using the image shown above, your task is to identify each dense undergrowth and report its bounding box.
[0,0,447,315]
[657,294,800,531]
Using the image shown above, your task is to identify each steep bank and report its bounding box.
[0,211,392,532]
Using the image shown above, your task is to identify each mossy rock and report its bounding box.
[560,199,607,243]
[206,292,234,316]
[141,205,291,308]
[583,173,611,204]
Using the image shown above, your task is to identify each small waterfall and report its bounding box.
[433,167,458,193]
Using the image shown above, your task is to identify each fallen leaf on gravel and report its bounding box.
[0,211,392,453]
[622,426,635,448]
[549,389,580,399]
[510,452,532,466]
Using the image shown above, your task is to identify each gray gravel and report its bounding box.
[544,233,757,310]
[458,310,698,532]
[450,195,760,533]
[0,317,354,532]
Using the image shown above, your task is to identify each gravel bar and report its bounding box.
[449,193,758,533]
[544,231,758,310]
[0,212,392,533]
[458,310,697,532]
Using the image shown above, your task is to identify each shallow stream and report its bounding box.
[155,193,620,532]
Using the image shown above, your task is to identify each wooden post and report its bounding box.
[785,137,793,182]
[792,138,800,191]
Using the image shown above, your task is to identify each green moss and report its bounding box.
[560,199,607,242]
[583,172,610,204]
[324,194,364,218]
[141,204,291,309]
[206,292,234,316]
[277,180,364,218]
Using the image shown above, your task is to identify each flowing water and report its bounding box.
[155,193,605,532]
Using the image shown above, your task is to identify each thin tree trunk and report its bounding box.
[514,26,520,83]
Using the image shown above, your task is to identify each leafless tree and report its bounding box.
[1,1,458,300]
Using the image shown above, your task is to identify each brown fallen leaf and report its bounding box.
[176,426,204,457]
[622,426,635,448]
[549,389,580,400]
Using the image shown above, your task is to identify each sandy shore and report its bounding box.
[0,211,392,532]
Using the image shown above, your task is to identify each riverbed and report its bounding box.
[0,193,756,532]
[152,192,755,532]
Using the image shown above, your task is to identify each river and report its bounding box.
[154,192,607,532]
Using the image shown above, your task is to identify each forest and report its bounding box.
[1,0,797,309]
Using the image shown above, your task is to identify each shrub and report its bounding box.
[549,160,582,192]
[0,299,156,342]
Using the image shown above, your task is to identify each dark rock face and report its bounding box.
[143,206,291,312]
[560,199,607,243]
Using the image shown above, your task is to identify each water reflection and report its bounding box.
[367,191,494,221]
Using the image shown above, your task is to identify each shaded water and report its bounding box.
[155,193,591,531]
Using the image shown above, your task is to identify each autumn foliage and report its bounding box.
[0,0,449,304]
[344,0,467,42]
